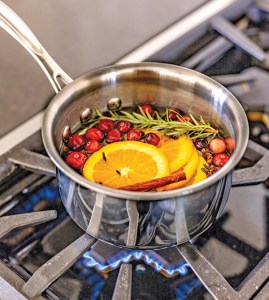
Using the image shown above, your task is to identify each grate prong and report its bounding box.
[0,210,57,239]
[177,242,241,300]
[111,200,137,300]
[21,233,96,298]
[112,263,132,300]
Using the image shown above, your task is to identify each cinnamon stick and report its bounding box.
[119,170,186,191]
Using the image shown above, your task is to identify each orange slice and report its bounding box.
[182,148,199,180]
[83,141,170,189]
[156,147,199,191]
[159,134,194,173]
[188,156,207,185]
[145,130,194,173]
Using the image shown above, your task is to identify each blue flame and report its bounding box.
[38,185,59,201]
[176,278,201,299]
[75,260,106,299]
[14,185,59,214]
[82,250,189,276]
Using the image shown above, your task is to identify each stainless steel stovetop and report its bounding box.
[1,1,269,299]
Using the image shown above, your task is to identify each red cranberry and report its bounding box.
[213,153,230,167]
[168,109,181,120]
[179,115,193,123]
[84,140,101,153]
[194,138,208,150]
[67,134,86,150]
[127,129,144,141]
[106,129,122,143]
[85,128,104,141]
[116,120,132,133]
[144,133,160,146]
[139,104,154,115]
[65,152,87,169]
[224,137,235,154]
[97,119,115,132]
[209,138,226,154]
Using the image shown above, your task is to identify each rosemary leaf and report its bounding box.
[190,114,199,126]
[96,109,103,117]
[77,106,219,139]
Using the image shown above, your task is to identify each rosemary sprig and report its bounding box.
[78,107,219,139]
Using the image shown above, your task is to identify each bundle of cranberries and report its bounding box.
[63,104,157,169]
[62,103,234,178]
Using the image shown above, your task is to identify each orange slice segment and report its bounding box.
[188,156,207,185]
[83,141,170,189]
[159,134,194,173]
[182,148,199,180]
[144,130,194,173]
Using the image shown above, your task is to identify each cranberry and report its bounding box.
[127,129,144,141]
[209,138,226,154]
[67,134,86,150]
[179,115,193,123]
[168,109,181,120]
[84,140,101,153]
[106,129,122,143]
[213,153,230,167]
[139,104,154,115]
[97,119,114,132]
[116,120,132,133]
[224,137,235,154]
[65,152,87,169]
[85,128,104,141]
[144,133,160,146]
[194,138,208,150]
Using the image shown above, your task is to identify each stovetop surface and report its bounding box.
[1,143,268,299]
[1,1,269,299]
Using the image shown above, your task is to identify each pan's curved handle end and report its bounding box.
[0,1,72,93]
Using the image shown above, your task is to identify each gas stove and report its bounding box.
[1,0,269,299]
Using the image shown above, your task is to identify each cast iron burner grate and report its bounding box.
[0,117,268,300]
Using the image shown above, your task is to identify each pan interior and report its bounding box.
[42,63,248,200]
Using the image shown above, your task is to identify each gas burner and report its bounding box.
[85,242,188,278]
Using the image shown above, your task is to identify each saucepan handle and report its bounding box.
[0,1,72,92]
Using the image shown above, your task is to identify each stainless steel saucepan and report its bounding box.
[0,1,249,249]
